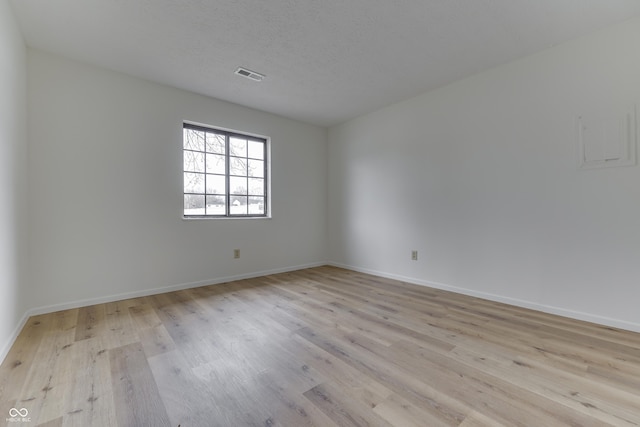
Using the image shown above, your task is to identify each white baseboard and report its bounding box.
[0,261,325,364]
[328,261,640,334]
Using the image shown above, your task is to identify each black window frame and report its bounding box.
[183,122,269,218]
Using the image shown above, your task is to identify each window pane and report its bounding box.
[248,140,264,160]
[230,196,248,215]
[184,150,205,172]
[206,195,226,215]
[230,157,247,176]
[248,159,264,178]
[230,176,247,195]
[184,194,205,215]
[206,133,225,154]
[183,124,267,218]
[206,153,225,174]
[206,174,226,195]
[249,196,265,214]
[248,178,264,196]
[184,172,205,194]
[230,137,247,157]
[184,128,205,151]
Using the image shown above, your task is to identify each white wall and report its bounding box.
[0,1,28,359]
[27,49,327,312]
[328,17,640,331]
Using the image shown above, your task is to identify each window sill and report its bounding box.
[182,215,272,221]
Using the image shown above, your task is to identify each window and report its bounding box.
[183,123,268,218]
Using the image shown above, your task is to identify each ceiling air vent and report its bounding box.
[235,67,265,82]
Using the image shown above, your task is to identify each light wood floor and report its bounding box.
[1,266,640,426]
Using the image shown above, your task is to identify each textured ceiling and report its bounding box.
[9,0,640,127]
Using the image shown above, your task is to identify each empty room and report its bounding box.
[2,0,640,425]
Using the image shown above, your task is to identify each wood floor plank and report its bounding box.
[74,305,106,342]
[0,316,53,406]
[136,324,177,358]
[128,303,162,330]
[290,334,394,410]
[458,411,507,427]
[390,338,624,426]
[14,325,76,424]
[59,337,116,427]
[148,349,230,427]
[373,392,454,427]
[2,266,640,426]
[295,326,471,425]
[109,342,171,427]
[303,382,393,427]
[36,416,64,427]
[102,300,139,350]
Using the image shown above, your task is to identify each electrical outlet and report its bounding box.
[411,250,418,261]
[233,249,240,259]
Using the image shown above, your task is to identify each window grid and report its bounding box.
[183,123,267,218]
